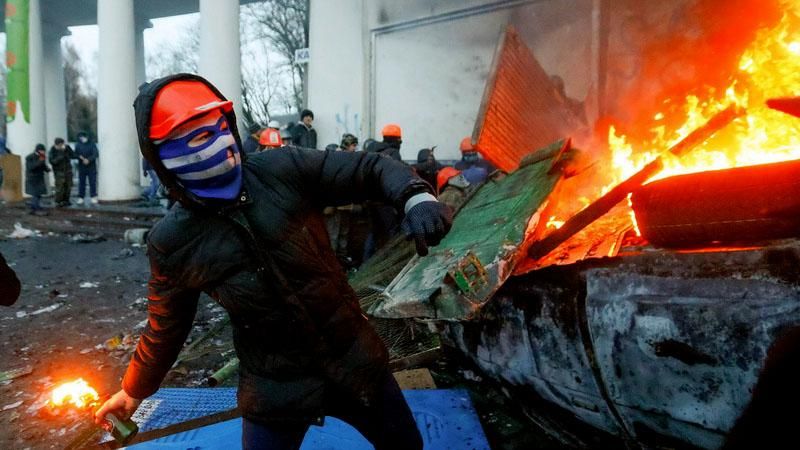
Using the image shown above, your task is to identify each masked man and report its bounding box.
[94,74,452,450]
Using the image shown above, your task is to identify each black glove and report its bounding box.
[401,201,454,256]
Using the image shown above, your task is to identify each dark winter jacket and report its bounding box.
[290,123,318,149]
[0,252,21,307]
[49,145,75,175]
[25,151,50,196]
[242,134,260,155]
[74,136,99,172]
[412,149,442,193]
[367,141,403,162]
[124,73,432,425]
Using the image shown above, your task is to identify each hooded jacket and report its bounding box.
[25,148,50,196]
[74,132,99,171]
[125,74,432,424]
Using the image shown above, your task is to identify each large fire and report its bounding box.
[606,2,800,189]
[49,378,100,410]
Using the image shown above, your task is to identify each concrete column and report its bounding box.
[28,0,46,149]
[97,0,139,201]
[134,18,152,88]
[43,26,69,146]
[198,0,244,133]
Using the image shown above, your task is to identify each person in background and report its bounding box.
[73,131,99,205]
[324,133,362,268]
[362,124,407,260]
[291,109,318,149]
[361,138,375,153]
[142,157,161,206]
[258,128,284,151]
[242,123,263,155]
[367,124,403,161]
[0,252,21,307]
[340,134,359,152]
[454,137,494,185]
[412,147,442,193]
[25,144,50,214]
[436,166,471,211]
[280,128,294,146]
[49,137,74,207]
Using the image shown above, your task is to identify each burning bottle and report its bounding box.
[49,378,139,445]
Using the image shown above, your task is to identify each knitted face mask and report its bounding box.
[157,111,242,200]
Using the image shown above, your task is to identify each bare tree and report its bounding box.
[243,0,309,113]
[63,42,97,141]
[146,19,200,79]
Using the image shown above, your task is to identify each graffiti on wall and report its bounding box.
[334,104,361,141]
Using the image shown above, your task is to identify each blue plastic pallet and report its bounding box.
[124,388,489,449]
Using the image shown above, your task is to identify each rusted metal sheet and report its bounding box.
[440,242,800,448]
[472,26,581,173]
[632,159,800,248]
[371,140,567,320]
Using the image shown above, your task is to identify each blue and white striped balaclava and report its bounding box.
[155,109,242,200]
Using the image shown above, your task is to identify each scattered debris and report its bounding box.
[70,233,105,243]
[1,401,23,412]
[79,282,99,289]
[48,289,60,299]
[393,368,437,390]
[14,303,63,318]
[111,248,135,260]
[103,334,134,352]
[207,358,239,387]
[7,223,37,239]
[129,297,148,310]
[0,366,33,383]
[124,228,149,246]
[460,369,483,383]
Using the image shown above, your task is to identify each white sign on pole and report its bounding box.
[295,48,310,65]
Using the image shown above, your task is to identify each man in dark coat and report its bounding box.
[0,252,21,307]
[94,74,452,450]
[73,131,99,204]
[412,147,442,194]
[290,109,317,149]
[25,144,50,214]
[48,137,74,207]
[242,123,262,155]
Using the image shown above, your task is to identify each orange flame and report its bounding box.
[546,215,565,230]
[50,378,99,409]
[608,3,800,188]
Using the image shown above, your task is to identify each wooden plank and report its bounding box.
[528,105,743,260]
[97,409,241,449]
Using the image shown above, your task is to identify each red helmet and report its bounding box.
[149,80,233,139]
[437,167,461,191]
[459,137,475,153]
[382,123,402,138]
[259,128,283,147]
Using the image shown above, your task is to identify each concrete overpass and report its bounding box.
[2,0,259,201]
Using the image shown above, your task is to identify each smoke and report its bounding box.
[601,0,781,146]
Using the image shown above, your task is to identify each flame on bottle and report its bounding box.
[50,378,100,409]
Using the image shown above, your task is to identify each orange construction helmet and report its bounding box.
[149,80,233,139]
[259,128,283,147]
[437,167,461,191]
[459,137,475,153]
[382,123,402,139]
